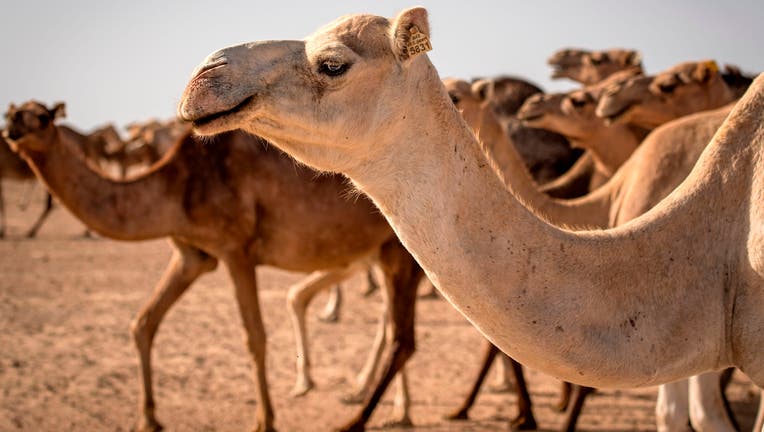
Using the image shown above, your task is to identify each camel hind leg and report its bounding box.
[25,192,53,238]
[337,238,422,432]
[285,264,365,397]
[0,180,5,238]
[130,241,218,432]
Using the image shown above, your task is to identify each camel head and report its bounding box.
[3,101,66,154]
[548,48,642,85]
[596,60,734,129]
[442,77,494,131]
[179,7,448,173]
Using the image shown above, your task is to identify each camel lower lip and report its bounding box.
[602,105,631,123]
[519,113,543,122]
[189,96,253,128]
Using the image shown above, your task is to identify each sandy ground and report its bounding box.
[0,179,761,432]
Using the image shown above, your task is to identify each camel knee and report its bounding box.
[130,313,152,351]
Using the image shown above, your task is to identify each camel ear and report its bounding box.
[50,102,66,120]
[626,51,642,67]
[471,79,494,103]
[390,7,431,64]
[693,60,719,83]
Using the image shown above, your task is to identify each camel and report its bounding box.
[178,8,764,432]
[0,135,53,237]
[118,118,191,176]
[518,69,647,182]
[447,77,743,431]
[548,48,643,86]
[597,60,740,129]
[3,100,426,432]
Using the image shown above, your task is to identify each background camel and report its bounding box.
[548,48,643,85]
[451,77,744,431]
[4,101,425,432]
[178,8,764,432]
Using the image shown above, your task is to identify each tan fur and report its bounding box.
[178,7,764,418]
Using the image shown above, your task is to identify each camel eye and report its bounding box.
[449,93,461,106]
[319,60,349,77]
[569,95,588,108]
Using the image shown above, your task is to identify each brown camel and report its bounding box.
[548,48,643,85]
[448,77,743,431]
[0,135,53,237]
[4,100,425,432]
[178,8,764,431]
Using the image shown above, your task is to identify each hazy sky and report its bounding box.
[2,1,762,130]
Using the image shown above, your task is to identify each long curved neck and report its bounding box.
[21,126,186,240]
[476,107,613,229]
[569,123,640,177]
[345,66,758,387]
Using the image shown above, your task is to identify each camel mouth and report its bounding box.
[517,111,544,122]
[189,96,254,130]
[600,105,632,124]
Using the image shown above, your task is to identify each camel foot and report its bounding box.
[510,413,537,431]
[340,391,365,405]
[253,423,277,432]
[317,309,339,323]
[486,381,515,394]
[382,416,412,428]
[24,230,37,239]
[134,417,164,432]
[444,408,469,421]
[334,420,365,432]
[290,378,314,397]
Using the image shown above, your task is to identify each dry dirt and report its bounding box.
[0,180,760,432]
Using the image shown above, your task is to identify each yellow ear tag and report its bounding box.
[704,60,719,73]
[406,26,432,59]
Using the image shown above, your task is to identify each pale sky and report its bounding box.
[2,1,762,130]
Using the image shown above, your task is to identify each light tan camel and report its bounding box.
[179,8,764,432]
[597,60,738,129]
[449,77,742,431]
[0,135,53,237]
[548,48,643,85]
[4,101,425,432]
[518,69,646,180]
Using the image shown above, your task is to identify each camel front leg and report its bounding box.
[387,368,412,427]
[687,371,736,432]
[130,242,217,432]
[337,239,421,432]
[445,340,499,420]
[488,353,515,393]
[286,265,363,397]
[226,252,275,432]
[560,385,595,432]
[656,380,691,432]
[755,389,764,432]
[24,192,52,238]
[0,180,5,238]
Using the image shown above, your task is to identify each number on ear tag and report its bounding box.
[406,26,432,59]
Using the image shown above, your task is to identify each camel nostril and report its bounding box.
[193,60,228,80]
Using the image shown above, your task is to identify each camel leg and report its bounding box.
[286,266,363,397]
[337,239,421,432]
[557,381,573,411]
[560,385,594,432]
[687,371,736,432]
[0,181,5,238]
[386,368,412,427]
[225,251,275,432]
[445,340,499,420]
[656,380,691,432]
[488,354,515,393]
[318,285,342,323]
[130,242,217,432]
[343,267,389,404]
[754,389,763,432]
[508,358,537,431]
[362,268,380,297]
[718,368,740,431]
[24,192,53,238]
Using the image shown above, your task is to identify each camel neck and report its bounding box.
[571,124,640,177]
[345,71,755,388]
[22,126,185,240]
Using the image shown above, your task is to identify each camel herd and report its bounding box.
[3,6,764,432]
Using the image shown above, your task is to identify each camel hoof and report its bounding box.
[253,424,277,432]
[334,421,365,432]
[510,414,537,431]
[382,416,413,428]
[317,310,339,323]
[289,380,314,398]
[486,382,514,393]
[134,418,164,432]
[24,230,37,239]
[444,409,469,421]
